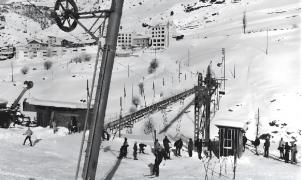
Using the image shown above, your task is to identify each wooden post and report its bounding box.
[256,108,260,137]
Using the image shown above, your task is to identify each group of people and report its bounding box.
[278,137,298,164]
[118,137,148,159]
[118,136,212,177]
[242,134,298,164]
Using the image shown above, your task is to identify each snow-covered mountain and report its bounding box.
[0,0,301,179]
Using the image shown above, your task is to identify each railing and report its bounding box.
[106,87,197,131]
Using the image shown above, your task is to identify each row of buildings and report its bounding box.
[117,23,181,49]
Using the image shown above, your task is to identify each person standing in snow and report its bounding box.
[163,136,171,159]
[263,137,270,157]
[67,121,72,134]
[254,136,260,155]
[242,134,247,151]
[195,138,203,159]
[188,138,193,157]
[291,143,297,164]
[208,139,213,158]
[139,143,147,154]
[23,127,33,146]
[118,137,129,159]
[278,137,285,159]
[174,138,183,156]
[123,137,129,157]
[152,145,167,177]
[52,121,57,134]
[284,142,291,163]
[154,139,161,152]
[133,142,138,160]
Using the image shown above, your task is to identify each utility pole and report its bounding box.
[178,61,181,83]
[256,108,260,137]
[187,49,190,66]
[82,1,124,179]
[266,28,268,55]
[127,64,129,78]
[222,48,226,91]
[119,96,122,137]
[11,59,14,82]
[131,83,133,100]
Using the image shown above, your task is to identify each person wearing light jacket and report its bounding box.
[23,127,33,146]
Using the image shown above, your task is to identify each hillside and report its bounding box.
[0,0,301,179]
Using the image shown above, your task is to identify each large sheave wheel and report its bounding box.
[54,0,79,32]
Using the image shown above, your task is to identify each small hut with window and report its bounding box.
[215,120,247,158]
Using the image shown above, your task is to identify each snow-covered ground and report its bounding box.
[0,0,301,179]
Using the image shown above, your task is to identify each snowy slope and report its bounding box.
[0,0,301,179]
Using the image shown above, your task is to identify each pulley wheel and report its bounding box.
[54,0,79,32]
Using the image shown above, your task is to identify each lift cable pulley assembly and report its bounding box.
[53,0,112,40]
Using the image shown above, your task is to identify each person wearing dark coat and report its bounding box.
[152,146,167,177]
[242,134,247,151]
[195,138,203,159]
[284,142,291,163]
[163,136,171,159]
[188,138,193,157]
[118,137,129,159]
[174,138,183,156]
[207,139,212,158]
[263,137,270,157]
[278,138,285,159]
[139,143,147,154]
[133,142,138,160]
[67,121,72,134]
[291,144,297,164]
[254,136,260,155]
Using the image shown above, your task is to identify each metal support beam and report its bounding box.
[82,0,124,179]
[194,73,203,142]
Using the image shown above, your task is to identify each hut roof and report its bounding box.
[25,98,90,110]
[214,119,247,130]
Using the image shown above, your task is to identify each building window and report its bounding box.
[223,129,233,149]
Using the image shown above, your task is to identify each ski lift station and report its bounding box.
[23,98,92,130]
[215,120,248,158]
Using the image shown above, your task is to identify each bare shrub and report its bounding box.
[144,117,155,135]
[138,82,144,96]
[21,66,29,75]
[132,96,141,108]
[44,60,53,70]
[129,106,137,113]
[148,59,159,74]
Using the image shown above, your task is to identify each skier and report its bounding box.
[263,137,270,158]
[174,138,183,156]
[254,136,260,155]
[133,142,138,160]
[23,127,33,146]
[284,142,291,163]
[242,133,247,151]
[291,143,297,164]
[195,138,203,159]
[152,145,167,177]
[163,136,171,159]
[139,143,147,154]
[278,137,285,159]
[188,138,193,157]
